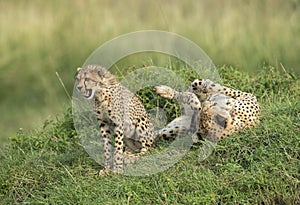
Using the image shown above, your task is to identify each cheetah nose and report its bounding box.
[77,86,83,91]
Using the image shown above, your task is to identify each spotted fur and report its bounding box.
[75,65,155,174]
[155,79,260,142]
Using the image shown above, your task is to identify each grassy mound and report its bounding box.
[0,66,299,204]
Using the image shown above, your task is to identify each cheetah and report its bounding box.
[75,65,155,174]
[155,79,260,142]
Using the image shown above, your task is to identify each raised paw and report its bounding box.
[154,85,175,99]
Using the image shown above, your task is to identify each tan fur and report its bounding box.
[155,79,260,142]
[75,65,155,174]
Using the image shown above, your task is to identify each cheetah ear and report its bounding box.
[75,67,81,79]
[98,71,104,77]
[97,68,106,77]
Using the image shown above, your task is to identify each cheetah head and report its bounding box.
[75,65,117,99]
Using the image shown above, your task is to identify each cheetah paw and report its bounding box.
[98,168,111,176]
[154,85,175,99]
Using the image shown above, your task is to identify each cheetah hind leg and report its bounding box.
[155,115,192,139]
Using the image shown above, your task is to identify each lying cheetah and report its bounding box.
[75,65,155,174]
[155,79,260,142]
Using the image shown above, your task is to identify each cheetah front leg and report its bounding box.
[98,121,125,175]
[112,123,125,174]
[99,123,113,176]
[154,85,201,112]
[154,85,201,138]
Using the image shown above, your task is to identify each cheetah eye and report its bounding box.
[85,78,90,82]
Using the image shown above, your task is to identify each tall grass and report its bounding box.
[0,66,299,204]
[0,0,299,142]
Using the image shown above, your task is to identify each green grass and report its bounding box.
[0,0,300,142]
[0,66,299,204]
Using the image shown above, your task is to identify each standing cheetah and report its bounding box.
[155,79,260,142]
[75,65,155,174]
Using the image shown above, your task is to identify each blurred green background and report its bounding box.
[0,0,299,144]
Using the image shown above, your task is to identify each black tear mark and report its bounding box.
[214,114,227,128]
